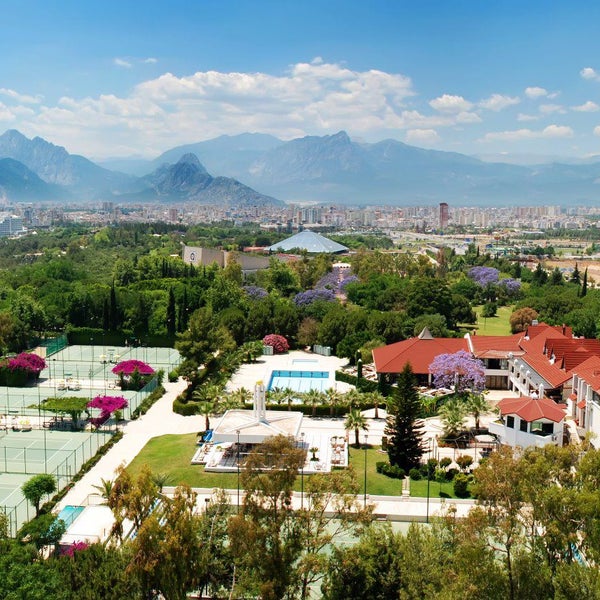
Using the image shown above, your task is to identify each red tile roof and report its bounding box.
[497,396,566,423]
[518,352,572,388]
[571,355,600,393]
[372,336,467,374]
[468,333,523,358]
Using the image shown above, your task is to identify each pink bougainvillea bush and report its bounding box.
[262,334,289,354]
[112,359,156,391]
[0,352,47,386]
[87,395,128,429]
[111,360,155,376]
[62,541,89,557]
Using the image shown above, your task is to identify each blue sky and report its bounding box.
[2,0,600,161]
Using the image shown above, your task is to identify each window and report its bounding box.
[506,415,515,429]
[520,419,528,432]
[531,421,554,435]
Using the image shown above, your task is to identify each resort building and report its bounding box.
[489,396,566,449]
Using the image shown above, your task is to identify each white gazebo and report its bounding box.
[211,382,303,444]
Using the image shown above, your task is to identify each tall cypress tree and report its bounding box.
[385,364,424,471]
[582,268,588,297]
[167,288,176,336]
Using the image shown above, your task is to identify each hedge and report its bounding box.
[66,326,176,348]
[335,370,394,395]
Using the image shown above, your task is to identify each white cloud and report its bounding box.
[479,94,520,111]
[0,88,43,104]
[517,113,539,122]
[483,124,574,142]
[572,101,600,112]
[540,103,566,114]
[405,128,440,144]
[16,60,421,157]
[114,58,132,68]
[525,86,547,99]
[144,57,158,64]
[581,67,600,81]
[593,126,600,137]
[429,94,473,113]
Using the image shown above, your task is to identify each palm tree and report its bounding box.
[439,398,467,438]
[303,389,325,417]
[364,391,386,419]
[345,388,365,409]
[92,477,114,505]
[345,407,369,448]
[151,472,171,494]
[230,387,252,407]
[466,392,491,431]
[198,400,218,431]
[325,387,344,417]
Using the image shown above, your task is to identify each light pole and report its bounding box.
[426,438,431,524]
[236,429,241,514]
[363,433,369,507]
[300,432,305,510]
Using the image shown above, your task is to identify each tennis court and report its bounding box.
[0,342,181,536]
[0,429,111,477]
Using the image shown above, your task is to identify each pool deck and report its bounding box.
[226,350,354,394]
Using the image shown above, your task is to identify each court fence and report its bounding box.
[1,426,115,537]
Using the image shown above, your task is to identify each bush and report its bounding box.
[262,334,289,354]
[173,399,199,416]
[453,473,470,497]
[168,370,179,383]
[446,467,459,481]
[376,462,406,479]
[409,468,422,481]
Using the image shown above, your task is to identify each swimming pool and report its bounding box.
[268,370,331,393]
[56,505,85,528]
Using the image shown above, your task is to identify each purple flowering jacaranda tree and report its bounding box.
[468,266,500,287]
[429,350,485,393]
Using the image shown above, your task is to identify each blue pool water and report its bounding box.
[56,505,84,528]
[268,370,330,393]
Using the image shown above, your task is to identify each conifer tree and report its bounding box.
[582,268,588,297]
[167,288,176,336]
[571,262,581,285]
[385,364,424,471]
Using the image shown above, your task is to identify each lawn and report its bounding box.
[128,434,464,499]
[347,446,462,499]
[471,305,513,336]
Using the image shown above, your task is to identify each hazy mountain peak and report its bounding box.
[176,153,204,169]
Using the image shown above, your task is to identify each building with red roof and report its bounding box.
[570,355,600,448]
[489,396,566,449]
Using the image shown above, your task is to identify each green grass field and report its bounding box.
[471,305,513,336]
[128,434,464,498]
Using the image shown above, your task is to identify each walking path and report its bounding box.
[56,377,198,510]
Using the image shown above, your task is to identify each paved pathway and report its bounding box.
[56,377,199,510]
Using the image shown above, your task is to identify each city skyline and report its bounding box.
[2,1,600,161]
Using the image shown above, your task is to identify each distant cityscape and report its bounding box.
[0,200,599,239]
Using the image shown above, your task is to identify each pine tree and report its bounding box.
[385,364,424,471]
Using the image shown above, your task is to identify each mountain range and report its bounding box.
[3,128,600,206]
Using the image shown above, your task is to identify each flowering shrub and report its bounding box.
[293,288,336,306]
[87,395,128,412]
[87,395,128,429]
[243,285,268,300]
[63,541,89,557]
[339,274,359,290]
[0,352,47,386]
[262,334,289,354]
[468,266,499,287]
[429,350,485,392]
[112,360,155,376]
[8,352,46,374]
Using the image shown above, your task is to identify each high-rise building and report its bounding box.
[439,202,449,230]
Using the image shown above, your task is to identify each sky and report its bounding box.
[2,0,600,161]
